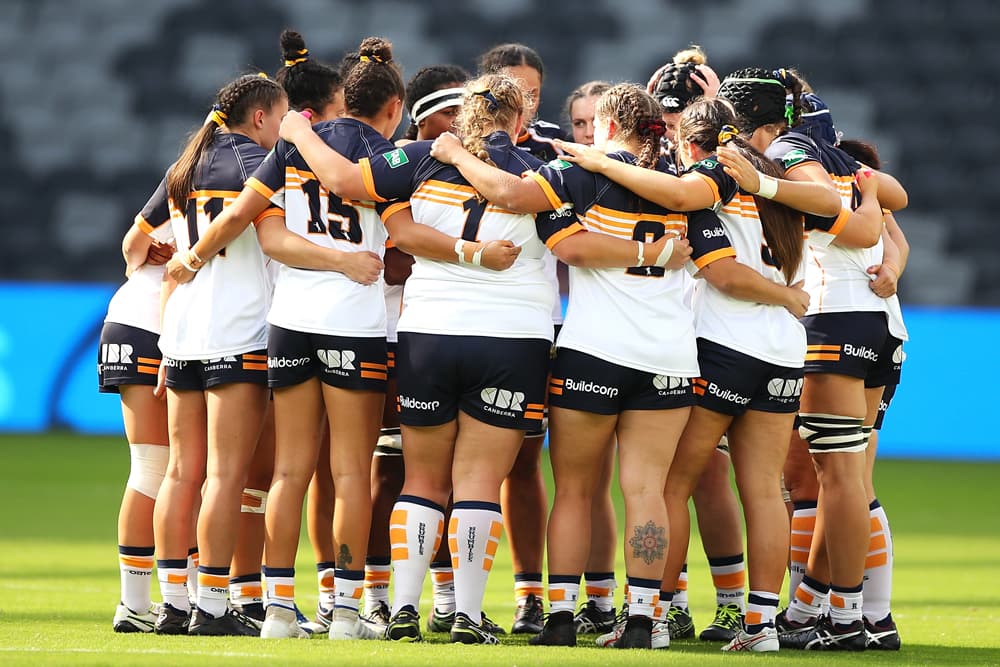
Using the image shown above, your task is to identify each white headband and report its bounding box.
[411,87,465,123]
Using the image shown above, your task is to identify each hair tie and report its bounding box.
[257,72,269,78]
[784,101,795,127]
[472,88,500,113]
[359,54,386,64]
[209,103,228,127]
[717,124,739,145]
[773,68,792,87]
[284,48,309,66]
[638,118,667,138]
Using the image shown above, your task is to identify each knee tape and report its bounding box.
[798,413,866,454]
[241,488,268,514]
[126,443,169,499]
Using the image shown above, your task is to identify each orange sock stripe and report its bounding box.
[712,571,745,590]
[674,578,688,592]
[119,556,153,569]
[789,549,810,564]
[829,593,846,609]
[199,573,229,588]
[390,547,409,560]
[390,508,408,526]
[744,611,763,626]
[432,571,454,584]
[450,555,459,570]
[166,573,187,584]
[389,527,408,545]
[870,517,882,532]
[517,585,544,596]
[794,587,815,605]
[273,583,295,599]
[365,573,391,585]
[238,584,263,598]
[489,520,503,539]
[865,552,889,569]
[319,574,335,590]
[790,532,813,549]
[585,586,611,597]
[868,533,888,551]
[791,515,817,531]
[432,519,444,553]
[549,588,568,602]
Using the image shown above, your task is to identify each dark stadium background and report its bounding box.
[1,0,996,459]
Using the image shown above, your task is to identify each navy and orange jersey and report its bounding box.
[526,151,699,378]
[685,208,736,272]
[683,155,740,211]
[246,117,400,338]
[149,131,273,360]
[766,131,859,236]
[358,131,554,341]
[134,178,171,240]
[516,119,568,162]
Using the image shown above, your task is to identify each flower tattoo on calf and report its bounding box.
[629,521,666,565]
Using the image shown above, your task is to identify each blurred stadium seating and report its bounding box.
[1,0,990,303]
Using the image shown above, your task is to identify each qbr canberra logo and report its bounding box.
[317,349,355,370]
[480,387,524,416]
[767,377,803,399]
[652,375,690,394]
[101,343,133,364]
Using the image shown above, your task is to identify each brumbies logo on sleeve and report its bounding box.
[382,148,409,168]
[695,158,718,170]
[547,159,573,170]
[780,148,809,169]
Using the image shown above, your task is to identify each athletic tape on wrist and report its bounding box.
[635,240,645,267]
[178,251,199,273]
[454,239,466,264]
[471,245,484,267]
[654,238,675,267]
[755,173,779,199]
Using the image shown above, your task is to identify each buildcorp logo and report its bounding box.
[565,378,619,398]
[843,344,878,362]
[480,387,524,418]
[707,382,750,405]
[399,395,440,411]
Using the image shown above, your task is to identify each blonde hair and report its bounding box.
[673,44,707,65]
[456,74,525,166]
[595,83,664,169]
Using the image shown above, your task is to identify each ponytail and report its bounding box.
[456,74,525,168]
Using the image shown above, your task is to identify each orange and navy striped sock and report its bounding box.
[156,558,189,611]
[514,572,543,608]
[547,574,579,614]
[625,577,660,618]
[450,501,503,625]
[316,561,336,612]
[119,546,154,612]
[744,590,779,633]
[787,574,828,624]
[186,546,199,601]
[829,582,863,627]
[863,499,894,624]
[334,569,364,612]
[430,560,455,614]
[364,557,391,612]
[263,566,296,611]
[584,571,616,613]
[708,553,746,610]
[196,565,231,617]
[672,563,689,609]
[789,501,817,600]
[390,495,444,615]
[229,572,263,608]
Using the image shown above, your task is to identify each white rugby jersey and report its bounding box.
[530,152,699,376]
[107,179,170,334]
[247,118,400,338]
[384,282,403,343]
[767,132,905,338]
[359,132,554,341]
[686,156,807,368]
[141,132,272,360]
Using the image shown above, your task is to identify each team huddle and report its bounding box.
[97,30,909,653]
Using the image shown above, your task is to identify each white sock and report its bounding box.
[787,575,828,624]
[156,558,189,611]
[626,577,660,619]
[334,569,364,612]
[450,501,503,625]
[745,590,779,631]
[316,562,336,612]
[789,503,817,601]
[196,565,230,617]
[119,546,154,612]
[672,563,689,609]
[186,547,199,601]
[547,574,579,614]
[229,573,263,608]
[584,571,616,612]
[263,566,295,610]
[708,554,746,611]
[390,495,444,615]
[830,584,863,627]
[430,561,456,613]
[863,499,894,623]
[364,558,391,612]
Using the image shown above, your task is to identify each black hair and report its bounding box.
[403,64,470,139]
[342,37,405,119]
[477,43,545,81]
[275,30,343,112]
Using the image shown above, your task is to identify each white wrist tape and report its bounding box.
[240,488,268,514]
[454,239,467,263]
[178,251,200,272]
[471,245,484,267]
[653,238,675,267]
[126,443,169,500]
[635,240,645,267]
[755,173,779,199]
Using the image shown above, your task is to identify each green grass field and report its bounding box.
[0,433,998,666]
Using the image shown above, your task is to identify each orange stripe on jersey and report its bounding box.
[828,207,852,237]
[361,370,387,380]
[137,366,159,375]
[245,177,275,200]
[590,203,674,225]
[423,179,477,197]
[689,171,721,205]
[188,189,241,200]
[545,222,584,250]
[782,160,819,178]
[134,215,155,235]
[411,192,464,208]
[527,171,566,210]
[693,386,705,396]
[242,362,268,371]
[693,247,737,270]
[357,157,386,203]
[253,207,284,226]
[805,353,840,361]
[286,166,316,182]
[807,344,841,351]
[380,201,411,222]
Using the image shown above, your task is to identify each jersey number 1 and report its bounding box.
[186,196,226,256]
